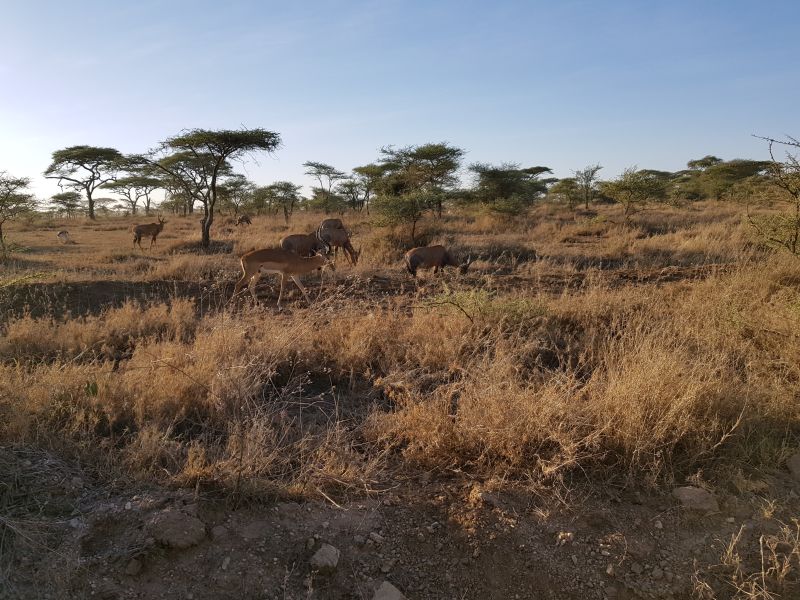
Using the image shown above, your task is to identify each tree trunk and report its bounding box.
[87,190,96,220]
[202,216,212,248]
[0,220,5,256]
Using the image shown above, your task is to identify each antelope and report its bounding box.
[56,230,71,244]
[317,219,360,265]
[404,245,473,277]
[133,216,166,250]
[235,213,252,226]
[280,233,329,257]
[232,248,335,308]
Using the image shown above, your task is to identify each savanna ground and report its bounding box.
[1,203,800,600]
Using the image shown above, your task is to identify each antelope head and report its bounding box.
[459,255,473,275]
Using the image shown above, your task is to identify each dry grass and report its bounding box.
[1,202,799,500]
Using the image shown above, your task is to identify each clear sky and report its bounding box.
[1,0,798,199]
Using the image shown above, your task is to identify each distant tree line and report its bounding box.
[0,129,797,253]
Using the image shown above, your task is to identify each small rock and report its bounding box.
[653,520,663,530]
[726,517,735,523]
[221,556,230,571]
[310,544,340,574]
[630,562,643,574]
[672,486,719,512]
[125,558,142,576]
[210,525,228,540]
[147,509,206,549]
[373,581,407,600]
[651,567,663,580]
[571,555,578,566]
[306,537,316,551]
[354,534,366,546]
[125,502,132,510]
[370,532,385,544]
[606,563,615,577]
[786,453,800,481]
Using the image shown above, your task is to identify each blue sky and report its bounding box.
[1,0,798,199]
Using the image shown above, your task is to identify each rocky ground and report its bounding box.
[3,446,800,600]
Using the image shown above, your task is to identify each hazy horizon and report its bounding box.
[2,0,798,201]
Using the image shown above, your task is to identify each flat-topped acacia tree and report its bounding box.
[44,146,123,220]
[140,128,281,248]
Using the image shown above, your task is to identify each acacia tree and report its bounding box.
[0,173,36,255]
[51,191,83,217]
[303,161,345,214]
[574,164,603,209]
[601,167,668,222]
[263,181,301,224]
[748,136,800,255]
[549,177,581,208]
[103,165,162,215]
[140,128,281,248]
[217,174,255,215]
[379,143,464,217]
[373,190,431,244]
[469,163,553,216]
[44,146,122,219]
[352,163,384,214]
[336,178,365,211]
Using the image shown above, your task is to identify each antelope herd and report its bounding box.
[124,213,472,309]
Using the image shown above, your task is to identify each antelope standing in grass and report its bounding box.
[235,213,252,226]
[132,216,166,250]
[280,233,329,257]
[317,219,360,265]
[232,248,335,308]
[404,245,472,277]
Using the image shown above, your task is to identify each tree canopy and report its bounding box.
[44,145,123,219]
[0,172,36,254]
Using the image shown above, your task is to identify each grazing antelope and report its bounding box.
[280,233,329,257]
[317,219,360,265]
[235,213,252,226]
[232,248,335,308]
[132,216,166,250]
[56,230,71,244]
[404,245,472,277]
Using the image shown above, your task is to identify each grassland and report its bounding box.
[2,202,800,598]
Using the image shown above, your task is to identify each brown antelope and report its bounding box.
[232,248,335,308]
[280,233,329,257]
[404,245,472,277]
[235,213,252,226]
[317,219,360,265]
[56,230,71,244]
[133,216,166,250]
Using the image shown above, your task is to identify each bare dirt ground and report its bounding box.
[5,446,800,600]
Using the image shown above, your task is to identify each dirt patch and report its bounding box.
[3,446,800,599]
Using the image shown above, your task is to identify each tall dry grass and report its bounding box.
[1,202,798,497]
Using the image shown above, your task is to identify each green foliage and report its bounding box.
[469,163,552,214]
[600,167,668,221]
[377,143,464,217]
[255,181,301,223]
[50,191,83,217]
[0,172,36,255]
[549,178,581,208]
[303,161,346,214]
[573,164,603,209]
[373,190,434,243]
